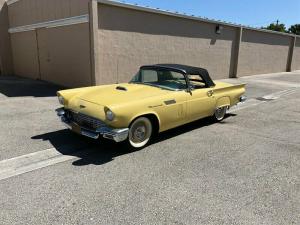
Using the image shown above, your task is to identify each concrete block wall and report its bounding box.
[0,0,299,87]
[94,1,300,85]
[0,0,13,75]
[238,29,292,76]
[292,38,300,71]
[96,3,239,84]
[5,0,92,87]
[8,0,89,28]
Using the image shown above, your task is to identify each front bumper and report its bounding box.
[56,108,129,142]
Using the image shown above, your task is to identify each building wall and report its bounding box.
[7,0,91,87]
[238,29,291,76]
[292,37,300,71]
[8,0,89,28]
[10,31,40,79]
[37,23,92,87]
[3,0,300,87]
[0,0,13,75]
[96,3,239,84]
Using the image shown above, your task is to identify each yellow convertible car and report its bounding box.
[56,64,246,148]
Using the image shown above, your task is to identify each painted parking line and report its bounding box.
[0,148,74,181]
[0,145,92,181]
[240,79,300,88]
[0,87,299,181]
[229,87,299,113]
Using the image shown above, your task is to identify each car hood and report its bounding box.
[75,83,169,107]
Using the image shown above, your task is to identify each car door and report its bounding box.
[158,90,188,130]
[186,76,216,122]
[140,69,189,131]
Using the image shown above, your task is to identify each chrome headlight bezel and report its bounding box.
[105,108,115,121]
[58,96,65,105]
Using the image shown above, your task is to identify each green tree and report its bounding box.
[263,21,287,33]
[288,24,300,35]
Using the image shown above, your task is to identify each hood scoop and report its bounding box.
[116,86,127,91]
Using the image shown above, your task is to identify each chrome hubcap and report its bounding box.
[129,117,152,148]
[133,126,146,141]
[215,107,226,120]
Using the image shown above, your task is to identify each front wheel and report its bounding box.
[213,106,227,122]
[127,117,153,149]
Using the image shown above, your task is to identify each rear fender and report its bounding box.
[216,97,231,108]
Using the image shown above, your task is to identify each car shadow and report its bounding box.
[31,113,236,166]
[0,76,63,97]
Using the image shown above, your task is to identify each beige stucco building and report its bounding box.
[0,0,299,87]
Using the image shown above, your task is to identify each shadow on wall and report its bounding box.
[0,75,63,97]
[31,113,236,166]
[0,1,13,75]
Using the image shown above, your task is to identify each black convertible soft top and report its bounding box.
[140,64,215,88]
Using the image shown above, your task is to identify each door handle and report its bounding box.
[207,90,214,97]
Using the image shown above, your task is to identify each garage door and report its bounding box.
[10,31,40,80]
[37,23,92,87]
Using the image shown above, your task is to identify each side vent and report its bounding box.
[116,86,127,91]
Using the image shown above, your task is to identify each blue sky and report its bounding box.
[118,0,300,28]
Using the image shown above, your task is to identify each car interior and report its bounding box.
[142,70,207,90]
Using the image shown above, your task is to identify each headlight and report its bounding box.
[105,108,115,121]
[58,96,65,105]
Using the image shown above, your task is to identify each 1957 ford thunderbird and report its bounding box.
[56,64,246,148]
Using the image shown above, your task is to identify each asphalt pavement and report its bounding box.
[0,71,299,225]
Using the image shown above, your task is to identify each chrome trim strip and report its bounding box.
[8,15,89,34]
[81,129,100,139]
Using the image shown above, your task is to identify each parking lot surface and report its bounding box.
[0,71,299,225]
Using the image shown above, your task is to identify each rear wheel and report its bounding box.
[128,117,153,149]
[213,106,227,122]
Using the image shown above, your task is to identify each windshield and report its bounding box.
[130,69,187,91]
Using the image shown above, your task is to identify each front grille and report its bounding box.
[68,110,105,130]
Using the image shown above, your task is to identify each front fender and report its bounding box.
[130,111,161,128]
[108,108,161,131]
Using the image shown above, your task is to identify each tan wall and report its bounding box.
[292,37,300,71]
[5,0,300,87]
[238,29,291,76]
[7,0,92,87]
[96,3,238,84]
[37,24,92,87]
[0,0,13,75]
[10,31,40,79]
[8,0,89,28]
[10,24,91,87]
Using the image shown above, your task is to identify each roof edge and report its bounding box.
[97,0,299,38]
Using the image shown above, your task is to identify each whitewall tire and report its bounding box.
[128,117,153,149]
[213,107,227,121]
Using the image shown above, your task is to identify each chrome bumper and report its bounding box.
[239,95,247,103]
[56,108,129,142]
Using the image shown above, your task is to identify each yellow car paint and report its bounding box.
[57,80,245,133]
